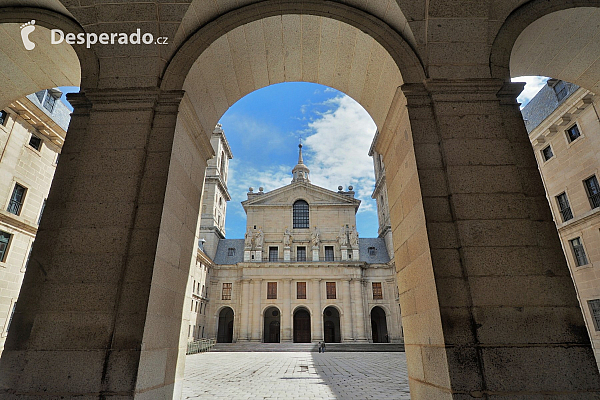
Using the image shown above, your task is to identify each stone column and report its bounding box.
[352,278,367,341]
[341,279,353,341]
[381,79,600,398]
[251,279,262,341]
[0,88,212,399]
[240,279,251,341]
[312,279,323,341]
[282,279,292,342]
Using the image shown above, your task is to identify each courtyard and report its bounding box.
[182,352,410,399]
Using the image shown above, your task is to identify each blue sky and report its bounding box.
[58,76,549,240]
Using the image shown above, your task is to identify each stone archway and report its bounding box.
[217,307,234,343]
[323,306,341,343]
[293,308,311,343]
[370,307,388,343]
[263,306,280,343]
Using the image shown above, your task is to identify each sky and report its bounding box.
[58,76,550,240]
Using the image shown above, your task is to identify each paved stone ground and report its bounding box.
[182,352,410,399]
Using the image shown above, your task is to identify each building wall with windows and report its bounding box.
[206,145,403,344]
[523,81,600,366]
[0,89,68,351]
[186,248,213,342]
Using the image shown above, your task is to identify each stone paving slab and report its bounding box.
[182,352,410,399]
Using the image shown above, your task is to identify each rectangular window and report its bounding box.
[297,246,306,261]
[570,237,588,266]
[541,145,554,161]
[269,246,278,262]
[584,176,600,209]
[297,282,306,299]
[326,282,336,299]
[227,247,236,256]
[0,231,11,262]
[553,80,568,102]
[222,283,232,300]
[267,282,277,299]
[37,199,46,225]
[589,299,600,331]
[372,282,383,300]
[325,246,334,261]
[368,247,377,256]
[0,110,7,126]
[566,124,581,143]
[556,192,573,222]
[28,134,42,151]
[7,183,26,215]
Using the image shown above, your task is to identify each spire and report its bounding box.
[292,141,310,183]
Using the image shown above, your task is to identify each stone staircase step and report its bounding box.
[210,342,404,352]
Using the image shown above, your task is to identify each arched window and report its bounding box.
[293,200,309,229]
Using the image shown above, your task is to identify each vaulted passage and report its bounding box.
[263,307,280,343]
[217,307,234,343]
[323,307,341,343]
[293,308,311,343]
[371,307,388,343]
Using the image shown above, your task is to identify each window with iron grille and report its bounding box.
[269,247,278,262]
[222,283,232,300]
[326,282,336,299]
[227,247,236,257]
[372,282,383,300]
[43,92,56,113]
[584,176,600,209]
[556,192,573,222]
[0,110,7,126]
[297,282,306,299]
[566,124,581,143]
[368,247,377,256]
[541,145,554,161]
[5,302,16,333]
[293,200,309,229]
[570,237,588,266]
[7,183,26,215]
[0,231,11,262]
[324,246,334,261]
[37,199,46,225]
[29,134,42,151]
[267,282,277,299]
[297,246,306,261]
[589,299,600,331]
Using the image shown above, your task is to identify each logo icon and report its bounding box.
[20,20,36,50]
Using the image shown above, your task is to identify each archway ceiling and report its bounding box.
[0,23,80,110]
[510,7,600,93]
[182,15,403,137]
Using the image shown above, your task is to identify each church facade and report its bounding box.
[204,145,402,343]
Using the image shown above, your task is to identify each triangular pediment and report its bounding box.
[242,182,361,209]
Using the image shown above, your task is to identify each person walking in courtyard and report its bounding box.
[321,342,326,353]
[318,341,322,353]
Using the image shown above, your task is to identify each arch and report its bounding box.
[491,1,600,86]
[217,306,234,343]
[0,7,99,106]
[263,306,281,343]
[293,307,311,343]
[293,199,309,229]
[323,306,341,343]
[370,306,388,343]
[161,1,425,93]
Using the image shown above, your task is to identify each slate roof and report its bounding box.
[213,238,391,265]
[358,238,390,263]
[521,81,579,133]
[26,90,71,132]
[214,239,245,264]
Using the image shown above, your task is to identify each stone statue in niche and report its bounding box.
[283,228,292,247]
[244,228,253,249]
[349,225,359,248]
[254,228,264,249]
[311,227,320,247]
[338,225,348,247]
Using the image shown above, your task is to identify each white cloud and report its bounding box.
[512,76,549,108]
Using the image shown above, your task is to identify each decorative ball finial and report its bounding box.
[259,187,264,192]
[348,185,353,191]
[249,187,254,192]
[338,186,343,191]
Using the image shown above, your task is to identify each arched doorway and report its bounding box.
[264,307,280,343]
[217,307,234,343]
[371,307,388,343]
[323,306,341,343]
[293,308,311,343]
